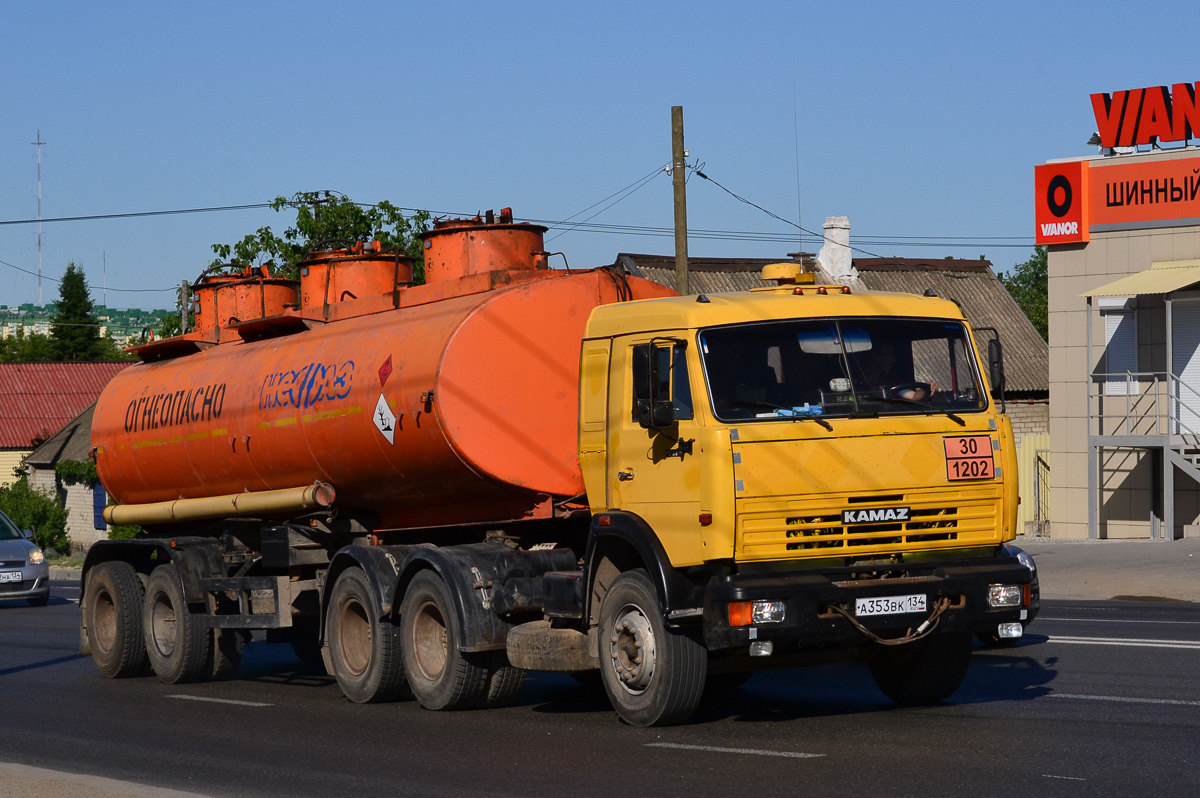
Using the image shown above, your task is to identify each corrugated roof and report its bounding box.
[844,259,1048,394]
[24,402,97,466]
[622,253,1048,395]
[0,362,128,449]
[1081,259,1200,298]
[617,253,812,295]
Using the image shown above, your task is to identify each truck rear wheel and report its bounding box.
[477,651,526,708]
[144,564,210,684]
[326,568,408,703]
[85,561,147,678]
[868,630,973,706]
[399,571,487,710]
[598,569,707,727]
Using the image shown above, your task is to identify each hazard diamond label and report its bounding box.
[378,355,393,387]
[373,393,396,445]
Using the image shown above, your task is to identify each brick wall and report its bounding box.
[29,465,106,551]
[1005,399,1049,445]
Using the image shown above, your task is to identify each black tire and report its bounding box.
[400,571,488,711]
[477,650,526,708]
[289,615,327,673]
[868,631,973,706]
[597,569,707,727]
[206,629,246,681]
[326,568,408,703]
[143,564,210,684]
[27,593,50,607]
[84,561,147,678]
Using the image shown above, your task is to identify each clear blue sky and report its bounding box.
[1,1,1196,309]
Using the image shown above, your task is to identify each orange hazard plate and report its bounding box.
[943,435,994,481]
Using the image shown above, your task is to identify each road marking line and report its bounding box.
[1042,774,1087,781]
[1050,693,1200,707]
[645,743,823,759]
[1040,617,1200,625]
[167,694,272,707]
[1047,635,1200,650]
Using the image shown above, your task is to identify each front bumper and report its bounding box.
[702,553,1032,653]
[0,564,51,602]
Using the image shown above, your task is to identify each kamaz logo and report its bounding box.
[842,507,910,524]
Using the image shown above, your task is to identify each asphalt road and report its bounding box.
[3,582,1199,797]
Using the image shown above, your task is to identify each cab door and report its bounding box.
[608,336,706,566]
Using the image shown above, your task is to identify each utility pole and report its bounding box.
[32,130,45,306]
[671,106,689,295]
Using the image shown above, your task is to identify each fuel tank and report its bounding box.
[93,213,674,529]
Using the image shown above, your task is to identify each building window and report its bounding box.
[1103,308,1137,396]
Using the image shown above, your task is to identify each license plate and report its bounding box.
[855,593,927,617]
[0,571,21,583]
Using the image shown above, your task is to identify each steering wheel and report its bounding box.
[888,382,932,399]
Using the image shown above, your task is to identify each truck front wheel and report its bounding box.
[85,561,147,678]
[868,630,973,706]
[399,571,488,710]
[326,568,408,703]
[598,569,707,727]
[143,564,209,684]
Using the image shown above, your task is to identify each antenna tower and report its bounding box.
[32,130,45,306]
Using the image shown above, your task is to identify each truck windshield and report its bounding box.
[699,318,987,422]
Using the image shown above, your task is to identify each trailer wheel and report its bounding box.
[598,569,707,727]
[326,568,408,703]
[84,561,147,678]
[477,650,526,708]
[206,629,246,681]
[143,564,210,684]
[868,630,973,706]
[399,571,487,711]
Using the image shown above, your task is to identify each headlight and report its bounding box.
[29,549,45,565]
[987,584,1022,607]
[1015,550,1036,574]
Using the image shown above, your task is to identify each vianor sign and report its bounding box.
[1034,80,1200,246]
[1091,81,1200,149]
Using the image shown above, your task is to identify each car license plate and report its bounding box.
[0,571,21,584]
[855,594,926,617]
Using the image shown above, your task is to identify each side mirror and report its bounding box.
[20,528,34,541]
[635,399,676,430]
[988,338,1005,394]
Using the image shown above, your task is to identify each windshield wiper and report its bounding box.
[871,395,966,426]
[750,402,834,431]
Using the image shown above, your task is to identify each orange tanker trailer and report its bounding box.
[93,212,672,529]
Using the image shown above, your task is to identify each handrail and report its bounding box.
[1088,370,1200,440]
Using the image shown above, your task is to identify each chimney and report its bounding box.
[817,216,858,283]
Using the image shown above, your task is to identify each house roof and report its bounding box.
[620,252,1048,395]
[0,362,128,449]
[616,253,812,294]
[842,258,1047,394]
[24,402,96,466]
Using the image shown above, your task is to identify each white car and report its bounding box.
[0,509,51,606]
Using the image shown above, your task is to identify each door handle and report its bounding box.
[617,470,635,481]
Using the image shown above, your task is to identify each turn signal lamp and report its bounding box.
[729,600,787,626]
[987,584,1022,607]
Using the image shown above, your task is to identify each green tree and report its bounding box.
[0,329,57,362]
[0,476,70,554]
[210,192,431,281]
[999,246,1048,341]
[47,263,132,361]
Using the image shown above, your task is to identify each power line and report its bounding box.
[0,202,274,226]
[0,257,176,293]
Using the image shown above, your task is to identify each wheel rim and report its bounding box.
[336,597,373,678]
[92,587,117,655]
[411,599,448,682]
[608,603,656,694]
[149,589,178,659]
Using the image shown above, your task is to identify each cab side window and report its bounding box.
[632,343,693,422]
